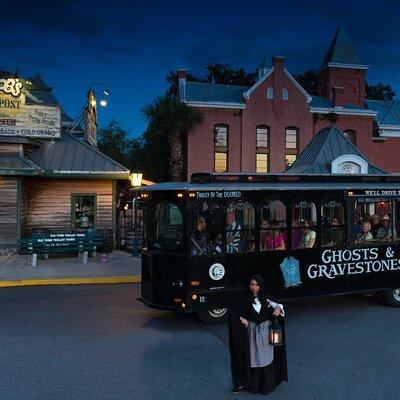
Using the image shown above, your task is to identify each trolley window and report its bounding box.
[292,200,317,249]
[355,199,394,244]
[190,200,223,256]
[321,200,345,247]
[148,202,182,250]
[226,200,256,253]
[260,199,287,251]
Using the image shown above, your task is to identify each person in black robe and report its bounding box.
[228,275,288,395]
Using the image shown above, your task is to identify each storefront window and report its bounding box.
[226,200,256,253]
[260,199,287,251]
[321,200,345,247]
[72,194,96,229]
[190,200,222,256]
[147,202,183,250]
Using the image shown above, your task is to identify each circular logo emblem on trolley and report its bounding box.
[209,263,225,281]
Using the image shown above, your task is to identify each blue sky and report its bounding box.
[2,0,399,136]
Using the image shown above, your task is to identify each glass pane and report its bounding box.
[215,152,227,172]
[285,154,297,168]
[226,200,255,253]
[74,195,95,228]
[148,202,182,250]
[256,153,268,173]
[285,128,298,149]
[190,200,222,256]
[260,200,287,251]
[355,200,393,242]
[321,200,345,247]
[256,127,269,148]
[215,126,228,147]
[292,200,317,249]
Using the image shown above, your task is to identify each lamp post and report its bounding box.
[130,172,143,257]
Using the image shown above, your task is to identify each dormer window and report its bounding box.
[282,88,289,100]
[266,87,274,100]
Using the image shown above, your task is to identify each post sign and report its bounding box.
[0,80,61,139]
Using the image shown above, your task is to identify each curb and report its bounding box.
[0,275,141,288]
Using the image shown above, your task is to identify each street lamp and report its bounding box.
[130,171,143,257]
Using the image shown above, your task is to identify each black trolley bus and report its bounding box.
[137,173,400,324]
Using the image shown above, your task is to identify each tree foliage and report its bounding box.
[366,82,396,101]
[293,70,317,96]
[142,95,203,181]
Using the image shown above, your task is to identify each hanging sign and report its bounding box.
[0,91,61,138]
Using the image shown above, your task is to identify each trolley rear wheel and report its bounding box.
[198,308,228,324]
[379,288,400,307]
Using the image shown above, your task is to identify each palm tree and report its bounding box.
[142,95,203,181]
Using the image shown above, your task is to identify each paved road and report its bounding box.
[0,285,399,400]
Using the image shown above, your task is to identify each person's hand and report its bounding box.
[227,235,234,244]
[240,317,248,327]
[273,307,282,316]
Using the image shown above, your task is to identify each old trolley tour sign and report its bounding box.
[307,246,399,280]
[0,78,61,139]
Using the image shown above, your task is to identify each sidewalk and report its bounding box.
[0,251,141,287]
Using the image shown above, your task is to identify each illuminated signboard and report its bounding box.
[0,78,61,139]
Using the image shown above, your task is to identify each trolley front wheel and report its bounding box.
[198,308,228,324]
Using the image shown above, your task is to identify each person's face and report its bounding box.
[197,218,206,232]
[331,218,339,226]
[249,279,260,296]
[371,216,379,225]
[226,212,235,226]
[261,220,269,229]
[383,219,390,227]
[362,223,370,233]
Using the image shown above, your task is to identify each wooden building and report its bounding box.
[0,73,130,250]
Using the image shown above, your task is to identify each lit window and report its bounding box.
[256,126,269,148]
[215,152,227,172]
[343,129,356,145]
[72,194,96,229]
[285,154,297,168]
[285,127,298,149]
[214,125,228,147]
[256,154,268,173]
[267,87,274,100]
[283,88,289,100]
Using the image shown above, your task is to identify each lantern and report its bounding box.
[269,317,283,346]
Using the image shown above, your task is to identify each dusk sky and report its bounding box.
[2,0,400,136]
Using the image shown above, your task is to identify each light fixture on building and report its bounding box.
[100,99,107,107]
[130,172,143,187]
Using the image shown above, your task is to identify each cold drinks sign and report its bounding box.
[0,78,61,138]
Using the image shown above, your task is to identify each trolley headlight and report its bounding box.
[172,279,184,288]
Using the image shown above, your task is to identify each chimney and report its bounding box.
[333,86,345,107]
[177,69,187,100]
[272,57,285,118]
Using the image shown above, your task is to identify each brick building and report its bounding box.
[178,26,400,178]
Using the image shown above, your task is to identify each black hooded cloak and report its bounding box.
[228,292,288,394]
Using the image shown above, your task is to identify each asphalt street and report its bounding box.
[0,284,399,400]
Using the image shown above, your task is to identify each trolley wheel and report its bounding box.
[198,308,228,324]
[379,288,400,307]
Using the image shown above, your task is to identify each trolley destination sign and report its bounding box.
[307,247,400,280]
[196,190,241,199]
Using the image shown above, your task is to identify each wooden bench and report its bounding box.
[17,232,103,265]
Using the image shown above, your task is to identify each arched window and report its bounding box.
[214,124,228,172]
[260,199,287,251]
[266,87,274,100]
[226,200,256,253]
[282,88,289,100]
[256,125,269,173]
[292,200,317,249]
[343,129,357,145]
[321,200,345,247]
[190,200,223,256]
